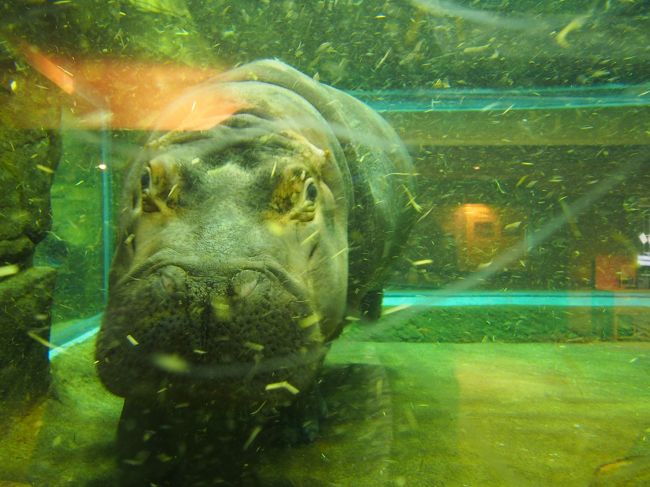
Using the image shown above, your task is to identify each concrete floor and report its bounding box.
[1,336,649,486]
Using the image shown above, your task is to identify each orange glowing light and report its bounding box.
[18,43,239,130]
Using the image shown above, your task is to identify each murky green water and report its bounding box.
[1,1,649,486]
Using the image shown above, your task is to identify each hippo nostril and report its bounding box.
[231,270,261,300]
[158,265,186,295]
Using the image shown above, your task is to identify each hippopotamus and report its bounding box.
[95,60,415,484]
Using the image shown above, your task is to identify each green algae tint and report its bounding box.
[1,1,649,486]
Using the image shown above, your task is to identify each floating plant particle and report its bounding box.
[331,247,347,259]
[36,164,54,174]
[301,230,320,246]
[556,15,587,48]
[463,44,490,54]
[299,313,320,329]
[504,221,522,231]
[152,353,189,373]
[250,401,267,415]
[157,453,173,463]
[402,184,423,212]
[383,304,411,316]
[243,425,262,450]
[244,341,264,352]
[265,381,300,395]
[526,180,538,188]
[211,296,231,320]
[0,264,20,277]
[27,330,61,352]
[416,207,433,223]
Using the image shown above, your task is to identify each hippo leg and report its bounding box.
[360,289,384,320]
[266,380,328,446]
[116,399,261,486]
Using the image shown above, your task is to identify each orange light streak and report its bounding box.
[17,43,239,130]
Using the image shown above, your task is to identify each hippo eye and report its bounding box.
[305,180,318,202]
[140,168,151,191]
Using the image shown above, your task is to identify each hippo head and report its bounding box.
[96,60,414,412]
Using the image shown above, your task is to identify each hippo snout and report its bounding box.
[152,263,304,309]
[152,264,256,300]
[97,261,325,401]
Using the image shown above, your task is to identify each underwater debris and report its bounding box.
[374,48,391,70]
[556,15,588,48]
[331,247,348,260]
[243,425,262,450]
[301,230,320,246]
[383,304,411,316]
[36,164,54,174]
[0,264,20,278]
[166,183,178,200]
[124,0,191,19]
[504,221,522,231]
[126,334,139,346]
[265,381,300,395]
[462,43,491,55]
[152,353,190,373]
[402,184,422,212]
[493,178,507,194]
[411,259,433,266]
[516,175,529,188]
[27,329,63,353]
[299,313,321,329]
[211,295,231,320]
[477,260,493,270]
[417,207,433,223]
[244,341,264,352]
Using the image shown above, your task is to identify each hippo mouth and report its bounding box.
[97,256,326,404]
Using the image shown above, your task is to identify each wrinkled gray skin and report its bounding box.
[96,60,415,413]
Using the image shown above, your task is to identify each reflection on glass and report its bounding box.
[0,1,648,486]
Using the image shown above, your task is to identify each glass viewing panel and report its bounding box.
[0,1,648,486]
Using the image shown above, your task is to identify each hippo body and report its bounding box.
[95,60,415,484]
